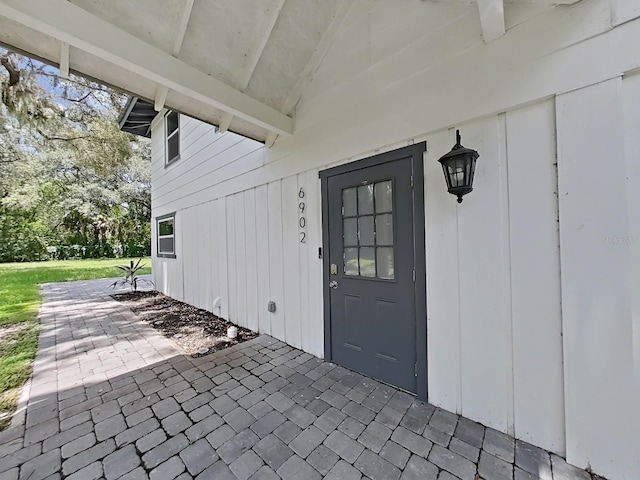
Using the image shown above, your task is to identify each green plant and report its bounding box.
[110,257,153,292]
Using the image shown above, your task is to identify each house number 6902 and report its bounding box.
[298,187,307,243]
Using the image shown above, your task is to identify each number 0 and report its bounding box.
[299,217,306,228]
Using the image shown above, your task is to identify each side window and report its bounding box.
[157,214,175,258]
[165,111,180,166]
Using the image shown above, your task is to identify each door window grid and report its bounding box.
[342,181,394,279]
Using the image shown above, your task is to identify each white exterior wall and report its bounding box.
[151,1,640,478]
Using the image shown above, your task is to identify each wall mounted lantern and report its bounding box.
[437,130,479,203]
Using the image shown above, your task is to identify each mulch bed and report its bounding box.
[112,291,258,357]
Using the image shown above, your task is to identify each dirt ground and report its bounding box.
[113,291,258,357]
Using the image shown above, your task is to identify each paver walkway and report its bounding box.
[0,278,599,480]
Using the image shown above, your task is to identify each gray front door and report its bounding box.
[320,143,427,396]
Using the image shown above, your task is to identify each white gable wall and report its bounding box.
[151,1,640,478]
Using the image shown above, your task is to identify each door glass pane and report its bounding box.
[343,218,358,246]
[375,181,393,213]
[377,247,394,279]
[343,188,357,216]
[358,216,375,246]
[360,247,375,277]
[358,185,374,215]
[376,214,393,245]
[344,248,359,276]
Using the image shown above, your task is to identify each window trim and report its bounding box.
[156,213,176,258]
[165,111,180,167]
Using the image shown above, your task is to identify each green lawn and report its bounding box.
[0,257,151,429]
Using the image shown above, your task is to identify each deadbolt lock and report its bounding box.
[330,263,338,275]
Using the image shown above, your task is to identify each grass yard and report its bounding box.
[0,257,151,429]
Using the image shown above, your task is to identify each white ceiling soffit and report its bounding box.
[0,0,583,142]
[0,0,298,141]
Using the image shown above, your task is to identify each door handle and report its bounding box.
[329,280,338,289]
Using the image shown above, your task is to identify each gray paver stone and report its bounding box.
[205,424,236,449]
[400,454,439,480]
[479,450,513,480]
[126,407,153,427]
[324,459,362,480]
[182,392,213,413]
[142,434,189,470]
[19,448,60,480]
[136,429,167,453]
[306,444,339,475]
[0,444,41,472]
[248,465,279,480]
[119,467,149,480]
[185,414,223,442]
[43,422,93,452]
[95,414,127,441]
[284,405,316,429]
[265,392,295,413]
[483,428,515,463]
[117,417,161,447]
[102,444,140,480]
[60,411,91,431]
[189,404,214,423]
[216,428,259,464]
[515,440,552,480]
[355,449,400,480]
[253,434,294,470]
[276,454,321,480]
[306,399,331,417]
[238,389,268,409]
[289,425,326,458]
[429,408,458,436]
[376,406,404,430]
[357,421,392,453]
[210,395,238,416]
[550,454,592,480]
[454,417,485,448]
[229,450,263,480]
[179,438,218,475]
[424,425,451,447]
[149,455,185,480]
[195,460,236,480]
[61,432,96,459]
[62,439,116,476]
[64,461,102,480]
[324,430,364,464]
[338,417,365,439]
[248,401,273,420]
[273,421,302,444]
[224,407,256,433]
[152,397,180,419]
[314,407,346,435]
[438,472,460,480]
[380,440,411,469]
[515,466,540,480]
[428,444,476,480]
[250,410,286,438]
[391,426,433,457]
[161,411,192,436]
[0,468,18,480]
[24,417,59,445]
[449,437,479,463]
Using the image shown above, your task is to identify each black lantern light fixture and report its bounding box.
[437,130,479,203]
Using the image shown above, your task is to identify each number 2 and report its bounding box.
[300,232,306,243]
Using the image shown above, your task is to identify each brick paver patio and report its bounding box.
[0,278,599,480]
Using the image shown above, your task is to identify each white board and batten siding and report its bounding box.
[152,120,325,357]
[151,2,640,479]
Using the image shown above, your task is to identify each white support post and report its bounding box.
[59,41,69,78]
[477,0,506,43]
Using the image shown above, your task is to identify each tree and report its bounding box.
[0,48,151,262]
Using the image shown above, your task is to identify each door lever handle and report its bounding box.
[329,280,338,289]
